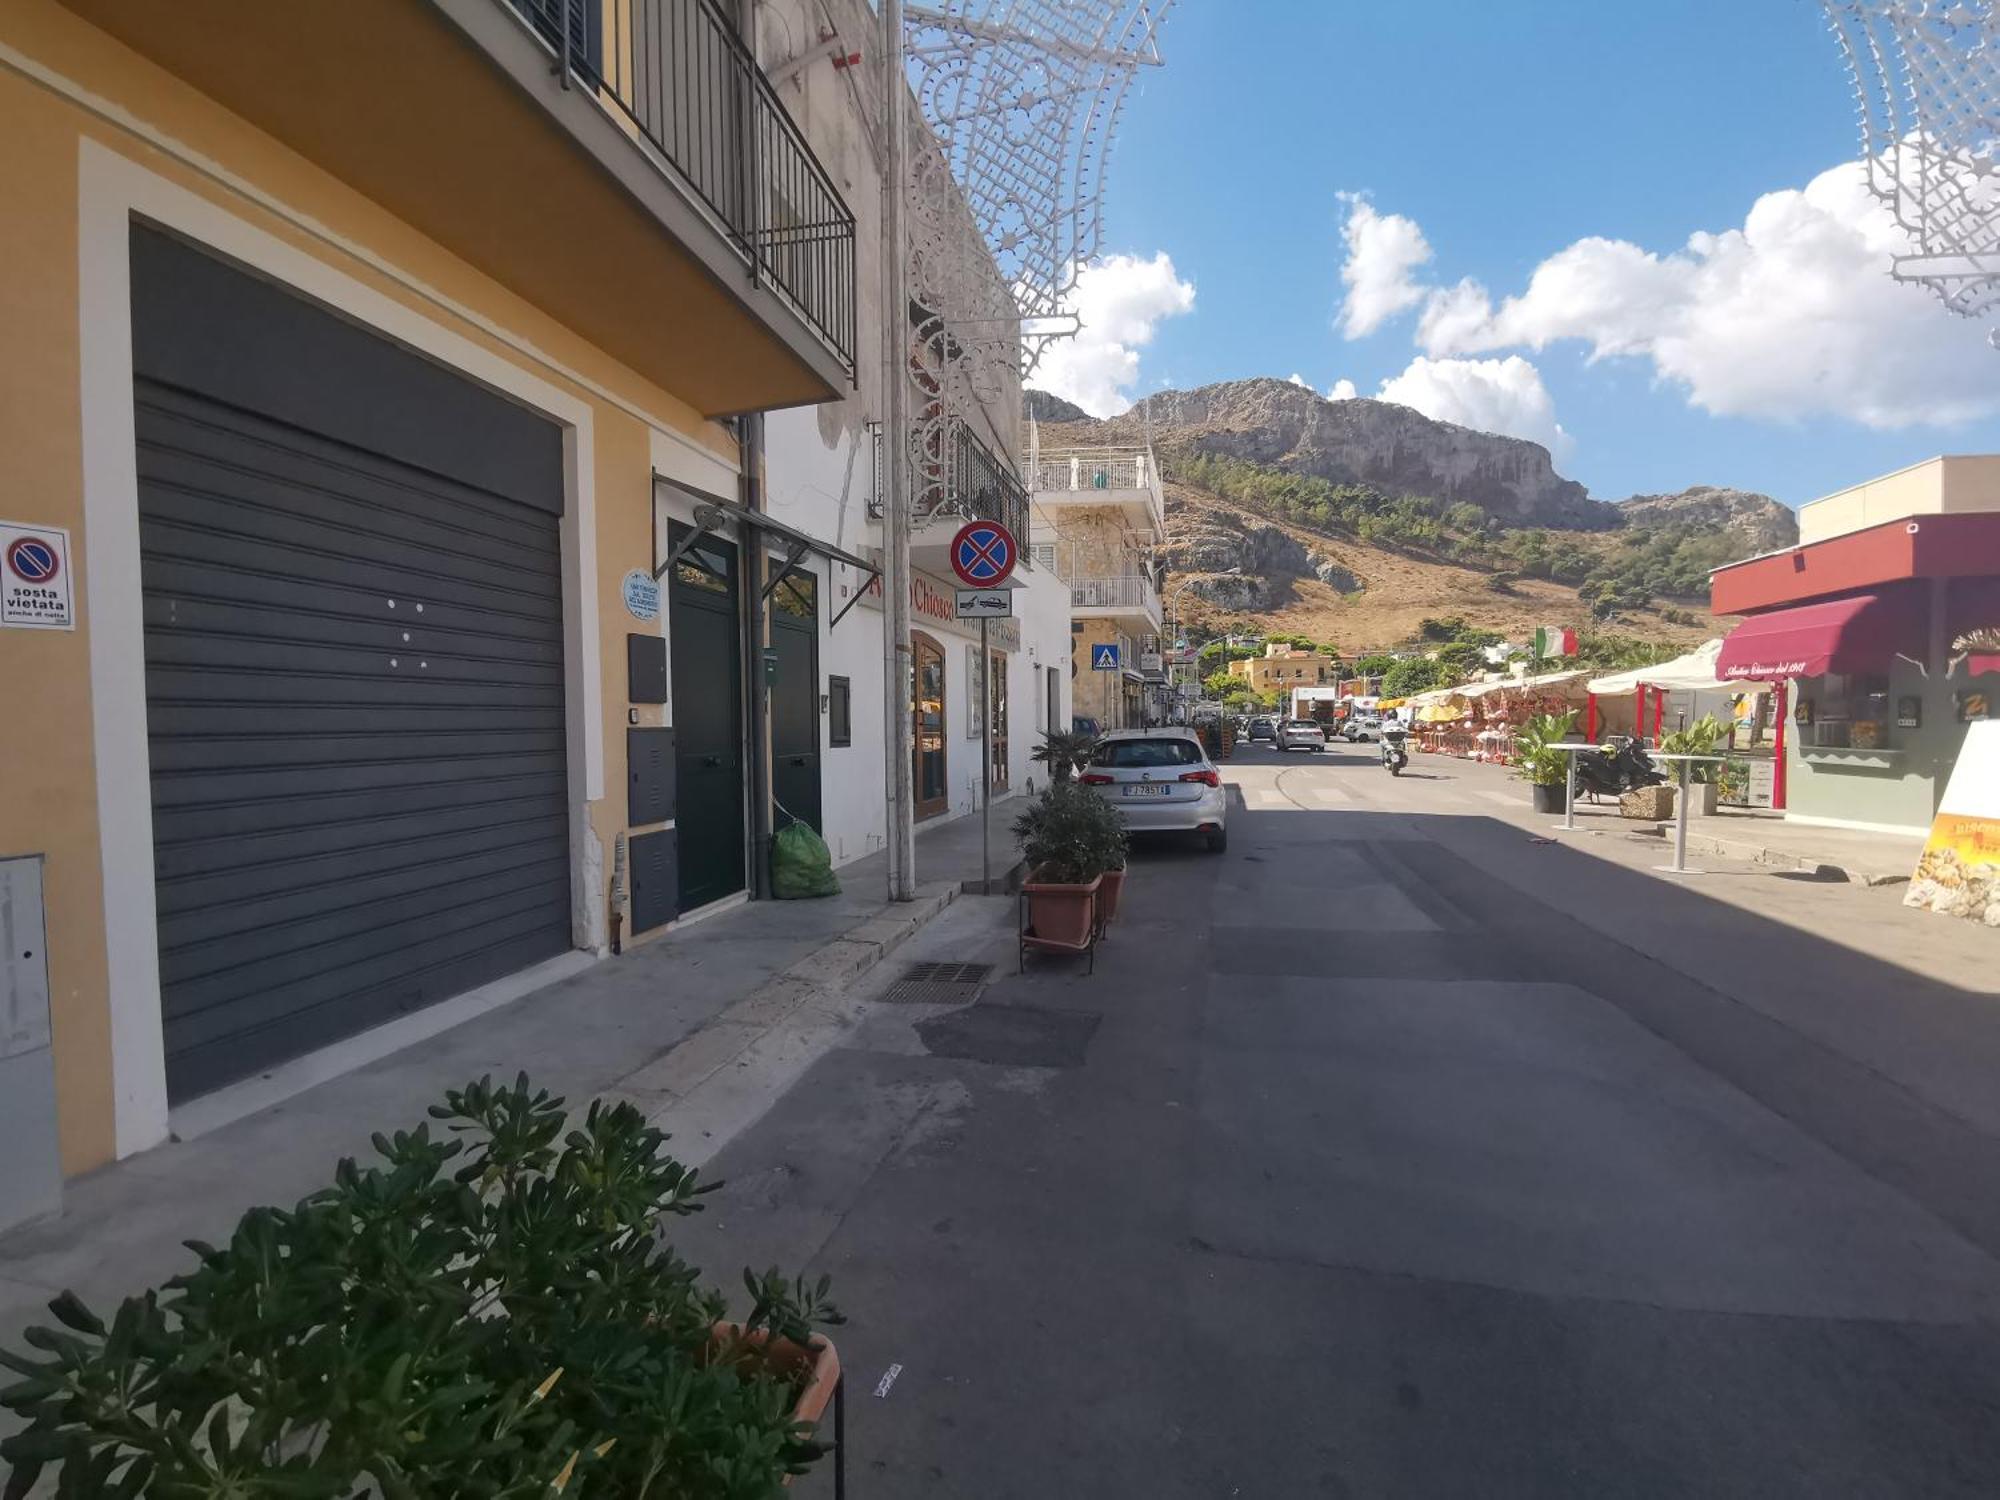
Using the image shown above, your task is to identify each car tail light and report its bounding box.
[1179,769,1221,787]
[1079,773,1114,785]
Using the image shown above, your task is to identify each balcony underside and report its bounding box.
[59,0,849,416]
[1031,488,1160,531]
[1072,602,1161,630]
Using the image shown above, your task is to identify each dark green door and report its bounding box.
[770,570,822,834]
[668,524,744,912]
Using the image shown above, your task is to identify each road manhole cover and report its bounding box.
[879,960,994,1005]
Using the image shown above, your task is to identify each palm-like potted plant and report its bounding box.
[1660,714,1727,814]
[0,1076,844,1497]
[1013,781,1126,958]
[1030,728,1098,786]
[1514,710,1578,814]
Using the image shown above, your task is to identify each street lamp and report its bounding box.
[1165,570,1238,722]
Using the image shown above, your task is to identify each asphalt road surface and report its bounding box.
[676,740,2000,1498]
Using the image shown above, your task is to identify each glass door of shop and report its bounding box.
[913,632,948,819]
[989,648,1009,791]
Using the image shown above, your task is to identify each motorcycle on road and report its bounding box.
[1381,724,1410,776]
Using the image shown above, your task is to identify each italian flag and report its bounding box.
[1533,625,1577,658]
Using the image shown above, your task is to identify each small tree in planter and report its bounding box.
[1013,782,1127,956]
[0,1076,842,1498]
[1514,710,1578,814]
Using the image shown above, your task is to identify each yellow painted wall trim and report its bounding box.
[0,34,740,478]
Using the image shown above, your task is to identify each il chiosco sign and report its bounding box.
[862,564,1020,649]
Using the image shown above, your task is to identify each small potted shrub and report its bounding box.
[1661,714,1727,814]
[0,1076,843,1497]
[1514,710,1577,814]
[1014,782,1124,952]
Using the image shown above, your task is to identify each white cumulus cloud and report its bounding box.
[1033,252,1196,417]
[1336,192,1434,340]
[1287,373,1312,388]
[1327,378,1359,400]
[1376,355,1573,460]
[1415,159,2000,429]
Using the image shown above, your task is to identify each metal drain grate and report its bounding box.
[879,960,994,1005]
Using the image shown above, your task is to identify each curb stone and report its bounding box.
[1629,824,1910,886]
[611,881,960,1108]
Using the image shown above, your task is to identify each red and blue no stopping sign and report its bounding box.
[950,519,1017,588]
[5,536,59,584]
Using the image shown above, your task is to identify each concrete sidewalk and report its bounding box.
[1509,780,1926,885]
[0,804,1028,1358]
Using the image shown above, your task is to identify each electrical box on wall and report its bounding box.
[628,728,676,826]
[629,830,677,935]
[627,633,667,704]
[0,856,62,1233]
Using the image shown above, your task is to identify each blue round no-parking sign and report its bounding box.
[950,520,1017,587]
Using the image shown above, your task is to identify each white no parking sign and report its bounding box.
[1,522,74,630]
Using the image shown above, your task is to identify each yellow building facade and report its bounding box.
[0,0,863,1225]
[1227,647,1341,696]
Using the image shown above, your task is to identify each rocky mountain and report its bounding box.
[1053,376,1605,529]
[1023,388,1089,424]
[1616,486,1798,552]
[1028,377,1795,544]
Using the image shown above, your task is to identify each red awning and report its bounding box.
[1716,590,1925,680]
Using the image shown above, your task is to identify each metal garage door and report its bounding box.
[130,227,572,1101]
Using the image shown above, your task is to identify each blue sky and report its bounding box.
[1031,0,2000,509]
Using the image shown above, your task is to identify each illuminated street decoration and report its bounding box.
[899,2,1172,513]
[1823,0,2000,329]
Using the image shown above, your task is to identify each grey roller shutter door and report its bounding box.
[131,228,571,1101]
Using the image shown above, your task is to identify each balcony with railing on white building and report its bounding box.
[1069,571,1162,628]
[1028,444,1165,536]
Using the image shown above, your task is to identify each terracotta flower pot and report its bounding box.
[1096,867,1127,928]
[709,1322,842,1430]
[1024,871,1102,949]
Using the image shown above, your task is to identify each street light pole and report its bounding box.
[880,0,915,902]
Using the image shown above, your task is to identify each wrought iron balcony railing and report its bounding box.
[1069,574,1161,617]
[895,419,1030,550]
[507,0,857,374]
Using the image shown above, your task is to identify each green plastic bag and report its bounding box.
[771,820,840,899]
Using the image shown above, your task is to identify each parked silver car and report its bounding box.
[1080,728,1228,852]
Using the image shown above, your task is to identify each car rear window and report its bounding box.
[1092,738,1205,768]
[1284,720,1318,729]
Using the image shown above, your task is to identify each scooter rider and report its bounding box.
[1380,719,1410,775]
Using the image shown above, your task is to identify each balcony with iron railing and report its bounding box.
[888,419,1033,556]
[59,0,857,415]
[1069,573,1162,627]
[508,0,856,375]
[1028,446,1166,536]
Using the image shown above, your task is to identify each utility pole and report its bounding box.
[880,0,916,901]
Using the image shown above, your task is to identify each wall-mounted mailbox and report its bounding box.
[627,633,668,704]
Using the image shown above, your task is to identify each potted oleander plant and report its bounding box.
[0,1075,843,1499]
[1014,781,1126,953]
[1514,710,1578,814]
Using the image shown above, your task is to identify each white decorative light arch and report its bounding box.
[898,1,1173,513]
[1823,0,2000,331]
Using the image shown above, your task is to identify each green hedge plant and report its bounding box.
[0,1075,841,1499]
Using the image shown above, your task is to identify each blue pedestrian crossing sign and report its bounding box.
[1091,642,1121,671]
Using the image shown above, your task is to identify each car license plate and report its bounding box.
[1124,784,1168,797]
